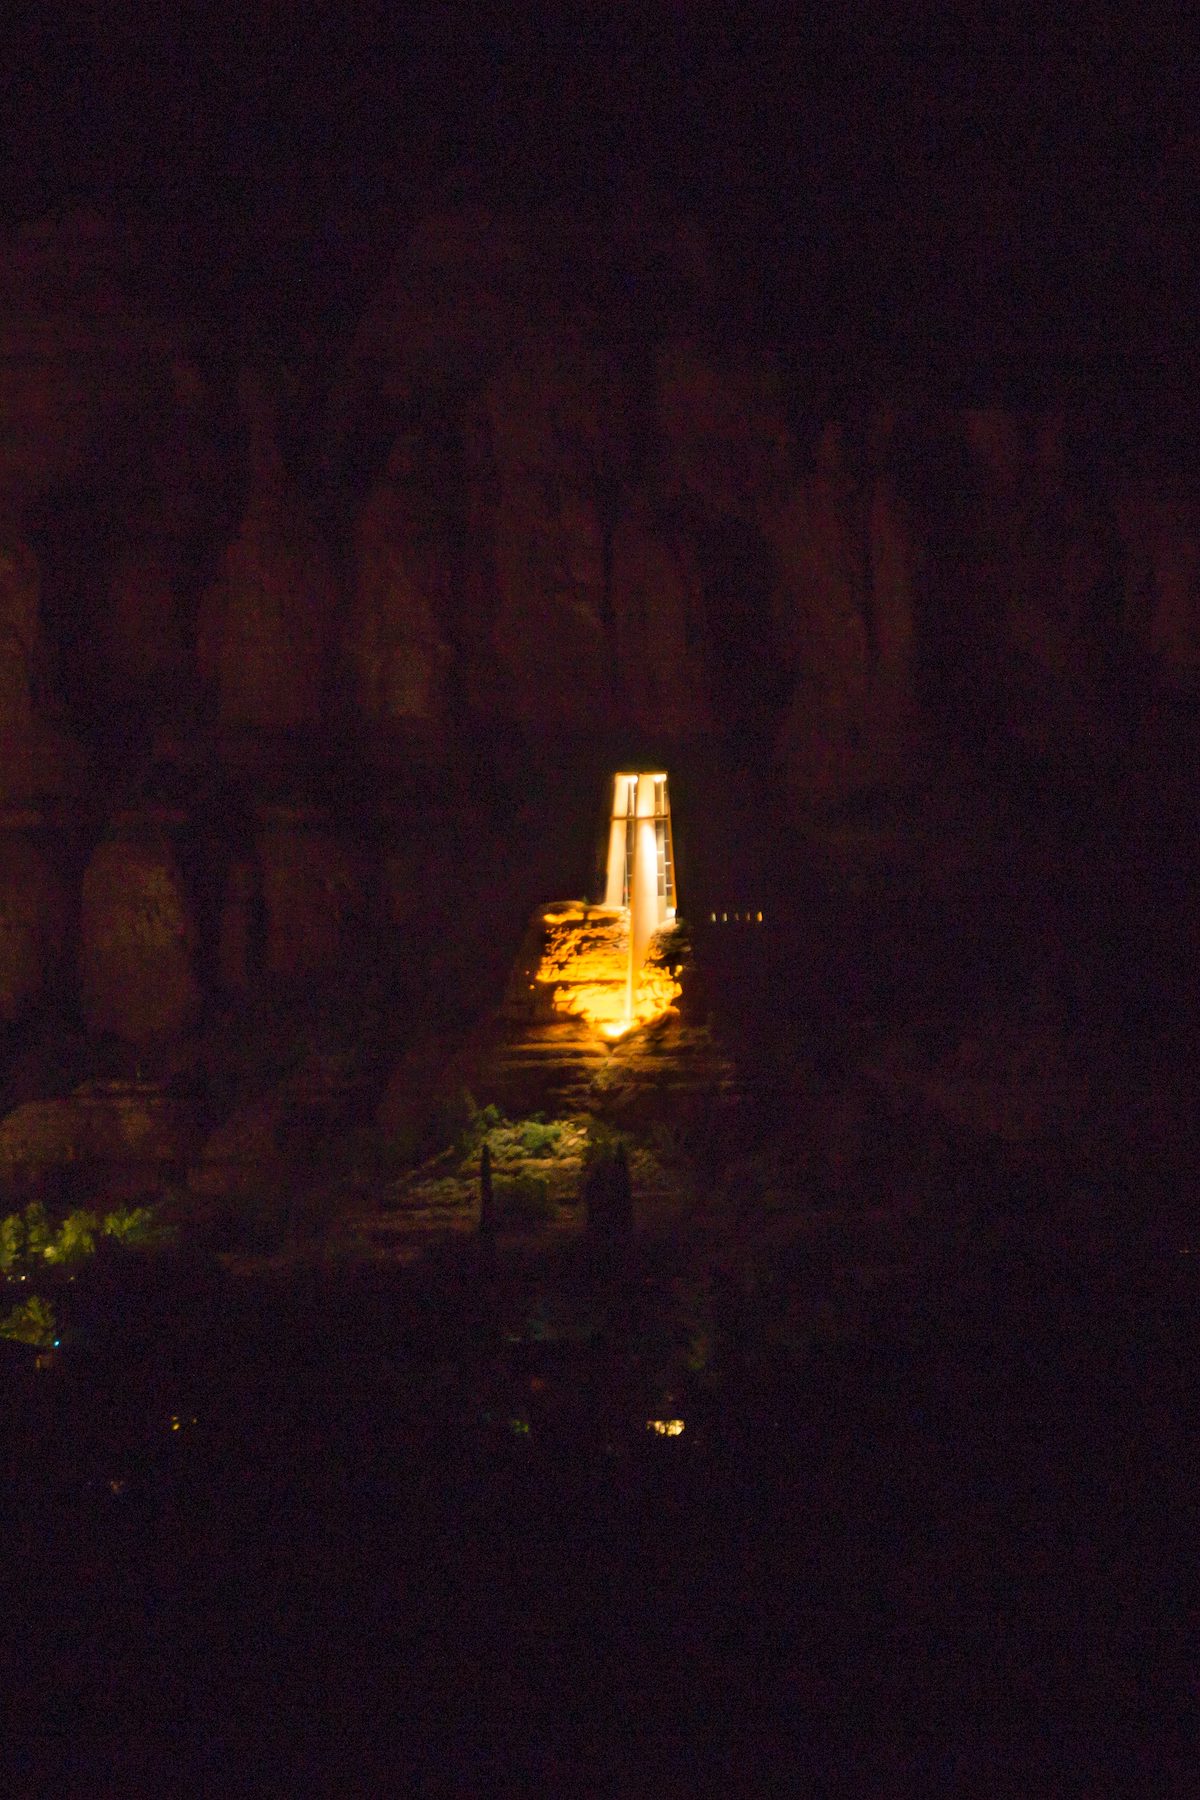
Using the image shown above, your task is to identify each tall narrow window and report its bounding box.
[664,806,676,912]
[604,770,676,920]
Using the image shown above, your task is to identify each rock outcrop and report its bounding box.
[79,824,199,1043]
[0,534,79,803]
[347,466,452,742]
[0,834,66,1024]
[1,197,1200,1195]
[196,381,336,742]
[767,433,918,806]
[257,813,363,984]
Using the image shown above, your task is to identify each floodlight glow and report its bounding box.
[534,772,682,1040]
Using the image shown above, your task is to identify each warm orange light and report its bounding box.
[535,903,681,1040]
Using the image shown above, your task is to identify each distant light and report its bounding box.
[647,1419,685,1437]
[722,912,727,922]
[710,912,716,922]
[757,911,763,922]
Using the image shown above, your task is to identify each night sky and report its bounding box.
[4,4,1195,389]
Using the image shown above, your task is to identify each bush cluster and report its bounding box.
[0,1200,172,1349]
[513,1117,564,1159]
[0,1202,167,1277]
[0,1293,57,1347]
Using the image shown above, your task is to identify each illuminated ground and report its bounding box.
[328,1112,692,1268]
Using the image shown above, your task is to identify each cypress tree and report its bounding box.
[479,1141,496,1241]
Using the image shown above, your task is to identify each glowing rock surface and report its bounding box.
[536,903,681,1039]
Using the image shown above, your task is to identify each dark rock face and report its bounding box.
[0,535,79,803]
[196,385,336,741]
[257,818,363,985]
[4,202,1199,816]
[0,834,66,1024]
[768,447,917,804]
[102,551,186,713]
[1,199,1199,1186]
[348,463,453,743]
[610,510,709,740]
[216,859,258,996]
[79,828,199,1043]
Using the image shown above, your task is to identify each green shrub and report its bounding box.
[455,1098,505,1160]
[102,1205,170,1249]
[46,1209,99,1266]
[0,1202,55,1269]
[0,1212,25,1275]
[516,1118,563,1159]
[22,1202,52,1260]
[0,1200,171,1275]
[0,1294,57,1347]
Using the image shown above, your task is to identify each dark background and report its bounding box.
[3,16,1199,1791]
[5,3,1195,385]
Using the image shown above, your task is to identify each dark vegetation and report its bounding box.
[3,776,1197,1791]
[3,1170,1195,1794]
[2,753,1196,1792]
[3,19,1198,1792]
